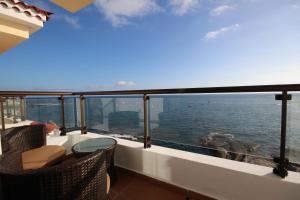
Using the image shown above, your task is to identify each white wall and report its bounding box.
[113,140,300,200]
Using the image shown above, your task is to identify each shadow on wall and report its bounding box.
[115,144,144,173]
[167,157,300,200]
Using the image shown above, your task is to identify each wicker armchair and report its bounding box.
[1,125,46,155]
[0,150,107,200]
[72,138,117,183]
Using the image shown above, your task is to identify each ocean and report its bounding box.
[25,93,300,163]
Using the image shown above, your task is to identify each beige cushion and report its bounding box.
[107,174,110,194]
[22,145,66,170]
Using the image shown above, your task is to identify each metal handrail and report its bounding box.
[1,84,300,97]
[74,84,300,95]
[0,91,72,97]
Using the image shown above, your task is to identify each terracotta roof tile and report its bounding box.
[0,0,53,21]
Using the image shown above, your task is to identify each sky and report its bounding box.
[1,0,300,91]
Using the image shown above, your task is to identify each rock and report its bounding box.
[106,133,138,141]
[213,147,230,159]
[247,157,275,167]
[199,133,260,161]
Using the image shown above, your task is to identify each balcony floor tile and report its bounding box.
[109,167,215,200]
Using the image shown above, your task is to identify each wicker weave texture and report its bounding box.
[0,151,107,200]
[72,138,117,183]
[1,125,46,154]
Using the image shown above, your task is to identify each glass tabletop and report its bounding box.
[72,138,117,153]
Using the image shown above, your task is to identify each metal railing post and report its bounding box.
[143,94,151,148]
[12,97,17,123]
[273,91,291,178]
[80,95,87,134]
[6,97,11,118]
[73,97,78,128]
[20,96,25,121]
[113,98,116,112]
[59,95,66,135]
[0,97,5,132]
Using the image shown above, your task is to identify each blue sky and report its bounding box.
[1,0,300,91]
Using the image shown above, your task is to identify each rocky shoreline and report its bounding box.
[198,133,300,172]
[198,133,261,161]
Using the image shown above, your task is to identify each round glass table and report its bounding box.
[72,138,117,154]
[72,138,117,183]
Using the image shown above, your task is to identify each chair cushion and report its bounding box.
[106,173,110,194]
[31,121,58,134]
[22,145,66,170]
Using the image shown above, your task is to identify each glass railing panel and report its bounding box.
[64,97,79,129]
[14,98,21,121]
[0,99,6,128]
[286,92,300,172]
[2,98,7,119]
[2,98,15,125]
[149,93,282,167]
[85,96,144,141]
[0,99,4,130]
[25,97,62,127]
[5,98,12,119]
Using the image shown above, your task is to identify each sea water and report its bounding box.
[25,93,300,163]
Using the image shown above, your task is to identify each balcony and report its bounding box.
[1,84,300,200]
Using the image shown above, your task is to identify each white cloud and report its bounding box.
[63,16,81,29]
[205,24,240,40]
[169,0,200,16]
[94,0,161,27]
[210,5,235,16]
[86,84,108,91]
[53,15,82,29]
[85,81,137,90]
[115,81,137,87]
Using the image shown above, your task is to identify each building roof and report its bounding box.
[0,0,53,21]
